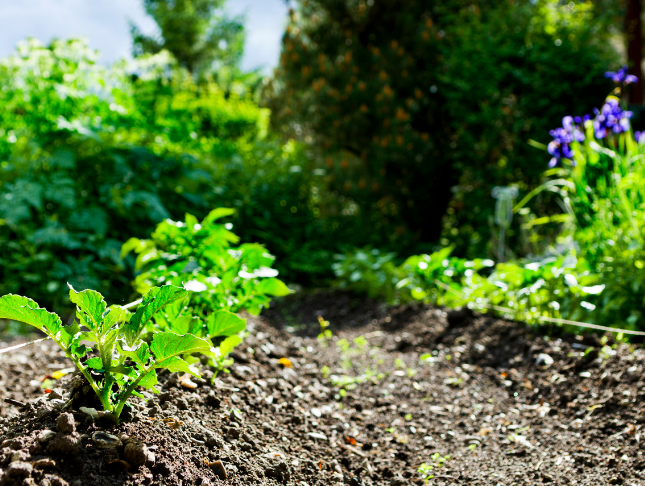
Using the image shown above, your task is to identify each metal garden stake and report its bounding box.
[491,186,518,262]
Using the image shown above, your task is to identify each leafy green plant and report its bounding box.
[317,315,332,344]
[148,300,247,377]
[122,208,291,317]
[418,453,451,483]
[335,246,604,330]
[332,249,399,302]
[0,284,210,421]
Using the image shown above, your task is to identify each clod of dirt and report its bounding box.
[123,440,150,467]
[265,460,291,483]
[446,306,473,326]
[40,474,69,486]
[91,432,122,449]
[46,433,81,455]
[33,458,56,469]
[56,413,75,434]
[206,393,221,408]
[96,411,117,428]
[3,460,32,480]
[10,449,29,463]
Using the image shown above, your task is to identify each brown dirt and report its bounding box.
[0,289,644,486]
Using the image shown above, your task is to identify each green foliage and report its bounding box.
[0,285,210,420]
[122,208,291,318]
[266,0,615,253]
[131,0,245,75]
[517,108,645,331]
[332,249,398,302]
[0,38,331,311]
[440,0,615,257]
[335,247,605,329]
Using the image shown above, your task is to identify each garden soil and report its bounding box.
[0,290,644,486]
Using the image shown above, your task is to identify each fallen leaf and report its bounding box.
[279,357,293,368]
[162,417,183,429]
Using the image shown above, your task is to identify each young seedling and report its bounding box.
[148,300,247,377]
[0,284,211,422]
[317,315,332,344]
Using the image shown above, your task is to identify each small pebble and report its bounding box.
[180,378,198,389]
[229,409,244,423]
[37,430,57,444]
[79,407,98,423]
[92,432,122,449]
[124,440,149,467]
[210,460,227,480]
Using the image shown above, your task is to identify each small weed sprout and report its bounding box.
[419,453,451,481]
[418,462,434,482]
[317,315,332,345]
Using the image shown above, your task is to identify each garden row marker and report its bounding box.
[0,338,48,355]
[0,298,144,354]
[434,280,645,337]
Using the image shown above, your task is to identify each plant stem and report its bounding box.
[113,367,152,421]
[70,355,112,411]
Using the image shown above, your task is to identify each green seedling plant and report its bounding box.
[148,299,247,377]
[121,208,291,318]
[0,284,211,422]
[418,454,451,483]
[317,315,332,345]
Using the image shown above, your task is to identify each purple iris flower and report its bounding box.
[547,116,585,167]
[635,131,645,144]
[605,65,639,85]
[592,98,632,139]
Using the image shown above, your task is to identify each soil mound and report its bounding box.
[0,291,643,485]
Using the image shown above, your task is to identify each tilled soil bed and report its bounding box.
[0,290,644,486]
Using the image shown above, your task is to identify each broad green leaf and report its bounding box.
[103,306,129,331]
[85,357,104,370]
[137,370,159,390]
[125,286,187,345]
[206,310,246,338]
[0,294,64,339]
[169,315,203,336]
[120,237,142,260]
[185,213,199,232]
[220,335,242,356]
[203,207,235,223]
[255,278,291,297]
[156,356,199,376]
[150,332,211,361]
[118,341,151,369]
[68,285,107,331]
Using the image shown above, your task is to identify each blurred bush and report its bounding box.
[0,39,339,311]
[265,0,616,257]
